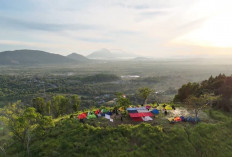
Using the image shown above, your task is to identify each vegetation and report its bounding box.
[174,74,232,112]
[1,63,232,156]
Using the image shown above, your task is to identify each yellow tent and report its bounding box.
[119,107,124,111]
[165,105,172,110]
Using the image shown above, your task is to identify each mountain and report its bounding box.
[87,48,113,59]
[87,48,139,60]
[0,49,75,65]
[66,53,90,62]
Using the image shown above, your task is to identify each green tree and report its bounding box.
[185,95,209,120]
[137,87,152,105]
[32,97,45,114]
[69,95,81,112]
[116,94,131,109]
[52,95,69,117]
[0,102,54,156]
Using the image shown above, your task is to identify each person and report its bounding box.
[172,105,176,110]
[157,103,159,106]
[163,104,166,108]
[164,109,167,116]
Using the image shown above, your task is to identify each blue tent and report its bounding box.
[127,108,137,111]
[151,109,159,115]
[106,111,112,115]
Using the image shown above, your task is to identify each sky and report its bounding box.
[0,0,232,57]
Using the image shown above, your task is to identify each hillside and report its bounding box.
[0,50,75,65]
[66,53,90,62]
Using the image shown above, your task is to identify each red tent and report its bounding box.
[129,112,153,117]
[78,113,87,119]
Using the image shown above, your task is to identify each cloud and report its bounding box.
[0,16,99,32]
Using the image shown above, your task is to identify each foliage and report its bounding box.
[116,94,131,109]
[137,87,153,105]
[4,111,231,157]
[0,102,54,156]
[174,74,232,112]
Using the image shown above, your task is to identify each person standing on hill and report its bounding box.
[164,109,168,116]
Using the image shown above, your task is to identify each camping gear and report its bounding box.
[142,116,153,121]
[87,114,96,119]
[95,110,100,115]
[127,108,137,111]
[128,110,138,113]
[174,117,182,122]
[78,113,87,119]
[146,106,151,109]
[106,111,112,115]
[129,112,153,117]
[119,107,124,111]
[105,114,111,120]
[102,109,108,113]
[137,110,150,113]
[165,105,172,110]
[180,116,185,121]
[151,109,159,115]
[132,117,143,121]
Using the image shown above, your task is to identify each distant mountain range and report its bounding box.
[0,50,88,65]
[0,49,142,65]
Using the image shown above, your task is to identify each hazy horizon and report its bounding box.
[0,0,232,58]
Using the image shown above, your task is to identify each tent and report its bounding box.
[165,105,172,110]
[102,109,108,113]
[128,110,138,113]
[95,110,100,115]
[78,113,87,119]
[180,116,185,121]
[127,108,137,111]
[87,114,96,119]
[151,109,159,115]
[129,112,153,117]
[106,111,112,115]
[174,117,182,122]
[132,117,143,121]
[142,116,153,121]
[137,109,150,113]
[146,106,151,109]
[119,107,124,111]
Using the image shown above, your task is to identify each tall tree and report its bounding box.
[116,94,131,110]
[0,102,54,156]
[137,87,152,105]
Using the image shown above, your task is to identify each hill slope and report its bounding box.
[0,50,75,65]
[66,53,90,62]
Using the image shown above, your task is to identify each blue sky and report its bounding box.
[0,0,232,57]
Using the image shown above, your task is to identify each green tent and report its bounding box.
[87,114,97,119]
[102,109,108,113]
